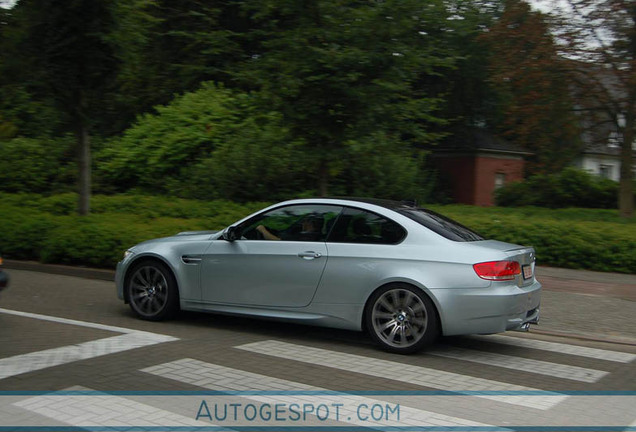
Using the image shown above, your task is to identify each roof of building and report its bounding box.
[437,127,532,156]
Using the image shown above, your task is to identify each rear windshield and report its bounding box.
[397,207,484,242]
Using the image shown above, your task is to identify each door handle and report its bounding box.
[297,251,322,260]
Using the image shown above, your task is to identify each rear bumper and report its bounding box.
[434,279,542,336]
[0,270,9,290]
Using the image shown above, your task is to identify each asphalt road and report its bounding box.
[1,269,635,430]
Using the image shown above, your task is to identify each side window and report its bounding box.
[239,205,342,242]
[327,207,406,244]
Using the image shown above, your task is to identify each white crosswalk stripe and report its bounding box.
[0,333,176,380]
[430,345,609,383]
[235,340,568,410]
[469,334,636,363]
[142,358,499,428]
[0,308,178,380]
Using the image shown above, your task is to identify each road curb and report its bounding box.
[531,328,636,347]
[4,259,115,282]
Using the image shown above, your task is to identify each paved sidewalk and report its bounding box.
[5,260,636,345]
[534,267,636,345]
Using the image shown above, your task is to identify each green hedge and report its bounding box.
[0,193,268,267]
[1,193,634,273]
[494,168,620,208]
[430,205,636,273]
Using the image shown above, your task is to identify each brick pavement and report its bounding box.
[535,267,636,344]
[1,264,635,430]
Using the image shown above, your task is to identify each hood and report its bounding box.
[136,231,219,247]
[176,230,219,236]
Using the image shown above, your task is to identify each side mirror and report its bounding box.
[222,226,239,242]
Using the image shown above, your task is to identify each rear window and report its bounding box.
[397,207,484,242]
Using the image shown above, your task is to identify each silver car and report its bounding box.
[116,198,541,353]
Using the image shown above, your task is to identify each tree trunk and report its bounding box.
[318,158,328,197]
[77,121,91,216]
[619,113,634,218]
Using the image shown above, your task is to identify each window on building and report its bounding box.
[607,131,620,148]
[599,164,613,179]
[494,173,506,190]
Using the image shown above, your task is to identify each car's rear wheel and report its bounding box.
[365,284,438,354]
[126,260,179,321]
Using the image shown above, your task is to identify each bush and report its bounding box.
[335,133,439,203]
[97,83,307,201]
[2,193,634,272]
[38,214,212,267]
[0,137,76,194]
[0,193,271,267]
[430,205,636,273]
[0,205,55,260]
[495,167,619,208]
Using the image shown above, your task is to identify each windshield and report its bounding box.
[397,207,484,242]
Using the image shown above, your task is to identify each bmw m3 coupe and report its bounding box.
[116,198,541,353]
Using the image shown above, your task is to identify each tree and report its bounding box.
[5,0,119,215]
[480,0,582,174]
[106,0,244,134]
[235,0,455,196]
[439,0,505,130]
[546,0,635,217]
[98,82,307,201]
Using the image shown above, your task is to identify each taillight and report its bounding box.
[473,261,521,281]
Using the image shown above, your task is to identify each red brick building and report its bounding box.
[434,129,530,206]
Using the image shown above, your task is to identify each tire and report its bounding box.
[126,260,179,321]
[365,284,439,354]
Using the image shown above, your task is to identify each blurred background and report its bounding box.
[0,0,634,272]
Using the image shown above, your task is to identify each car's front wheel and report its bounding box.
[365,284,439,354]
[126,260,179,321]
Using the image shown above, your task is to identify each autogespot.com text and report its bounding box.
[195,400,400,423]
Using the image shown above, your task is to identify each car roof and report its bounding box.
[289,196,418,211]
[329,196,418,209]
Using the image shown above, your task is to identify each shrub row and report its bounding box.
[0,194,267,267]
[433,205,636,273]
[1,194,634,273]
[494,167,621,209]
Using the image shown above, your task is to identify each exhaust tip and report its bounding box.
[512,322,531,332]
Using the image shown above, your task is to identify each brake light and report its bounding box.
[473,261,521,281]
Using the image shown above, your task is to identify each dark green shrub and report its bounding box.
[0,137,76,194]
[0,204,54,260]
[2,193,635,272]
[495,168,619,209]
[97,83,308,201]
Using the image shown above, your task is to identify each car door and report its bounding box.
[312,206,408,304]
[200,204,342,308]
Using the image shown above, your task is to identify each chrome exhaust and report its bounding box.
[513,322,531,332]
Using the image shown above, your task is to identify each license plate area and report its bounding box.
[522,265,533,280]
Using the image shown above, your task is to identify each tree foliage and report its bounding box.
[106,0,242,133]
[4,0,624,210]
[480,0,582,174]
[546,0,636,217]
[2,0,120,215]
[235,0,456,195]
[98,83,307,201]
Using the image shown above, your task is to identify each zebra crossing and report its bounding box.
[3,319,635,430]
